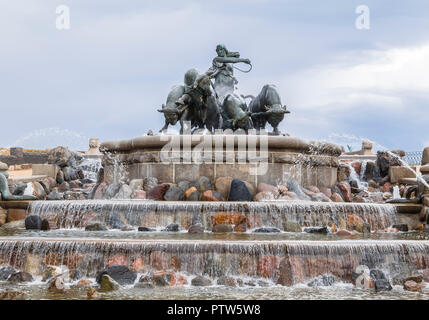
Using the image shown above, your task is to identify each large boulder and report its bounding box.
[376,151,401,179]
[8,272,33,283]
[163,186,185,201]
[330,192,343,202]
[285,177,311,200]
[188,223,204,234]
[93,182,108,200]
[163,223,179,232]
[143,177,158,191]
[0,266,16,281]
[201,190,224,201]
[96,265,137,286]
[25,215,42,230]
[310,192,332,202]
[30,182,47,199]
[404,280,425,292]
[177,181,191,192]
[0,161,8,171]
[191,275,212,286]
[104,183,121,199]
[185,187,199,201]
[304,227,328,234]
[133,190,146,199]
[254,191,275,201]
[85,221,108,231]
[68,180,82,189]
[129,179,144,192]
[227,179,252,202]
[58,181,70,193]
[370,269,392,292]
[337,182,352,202]
[197,176,213,193]
[47,189,63,201]
[48,146,73,167]
[212,224,233,233]
[113,184,133,199]
[99,274,121,292]
[257,182,278,195]
[147,184,170,201]
[0,220,25,230]
[214,177,232,199]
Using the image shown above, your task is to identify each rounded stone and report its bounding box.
[163,223,179,232]
[197,176,213,193]
[191,275,212,287]
[147,184,170,201]
[227,179,253,202]
[163,186,185,201]
[25,215,42,230]
[188,223,204,234]
[0,162,8,171]
[85,221,108,231]
[96,265,136,286]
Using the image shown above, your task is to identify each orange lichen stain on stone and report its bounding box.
[211,212,244,226]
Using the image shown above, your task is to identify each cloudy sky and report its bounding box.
[1,0,428,152]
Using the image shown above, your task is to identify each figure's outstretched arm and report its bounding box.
[213,57,251,65]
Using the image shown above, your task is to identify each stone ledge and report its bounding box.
[394,203,423,214]
[0,200,33,210]
[389,166,419,183]
[100,135,343,157]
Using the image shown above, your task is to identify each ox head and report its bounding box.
[233,111,251,130]
[158,105,179,125]
[264,104,290,129]
[193,74,212,96]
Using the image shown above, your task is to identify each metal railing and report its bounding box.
[404,151,423,165]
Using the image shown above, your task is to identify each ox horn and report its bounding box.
[283,105,291,114]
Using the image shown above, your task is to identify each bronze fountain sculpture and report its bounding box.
[0,167,37,201]
[158,44,291,134]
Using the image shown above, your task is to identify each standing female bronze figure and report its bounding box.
[207,44,252,104]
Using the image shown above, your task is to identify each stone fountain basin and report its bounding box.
[100,135,342,188]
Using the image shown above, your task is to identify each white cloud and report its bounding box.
[276,44,429,112]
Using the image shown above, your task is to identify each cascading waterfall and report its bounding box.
[345,162,368,190]
[28,200,399,230]
[359,160,368,182]
[0,238,427,285]
[77,158,102,181]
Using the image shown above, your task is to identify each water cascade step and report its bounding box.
[28,200,399,231]
[0,238,427,286]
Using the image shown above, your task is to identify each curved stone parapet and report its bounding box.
[100,135,342,188]
[100,135,343,157]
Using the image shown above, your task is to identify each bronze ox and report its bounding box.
[248,84,290,135]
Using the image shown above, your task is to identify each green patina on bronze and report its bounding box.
[158,44,290,134]
[0,171,37,201]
